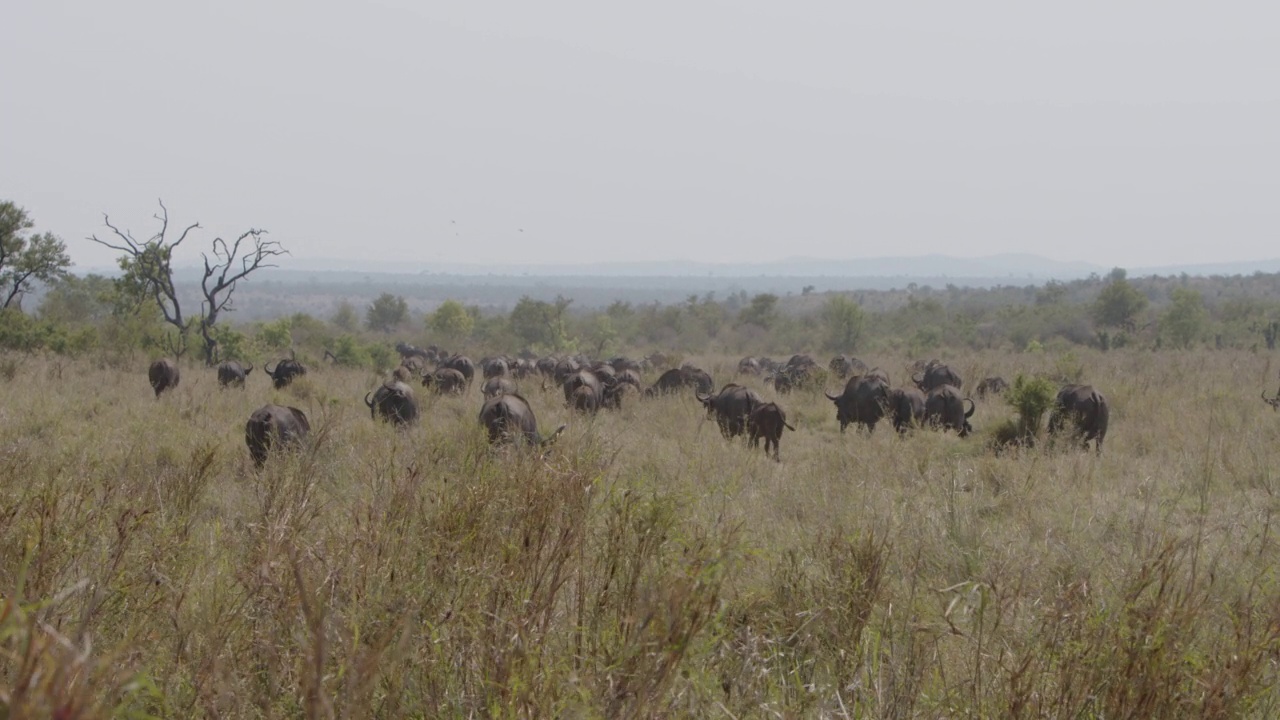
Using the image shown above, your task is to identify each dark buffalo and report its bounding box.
[482,376,518,399]
[602,382,637,410]
[510,358,536,379]
[479,393,566,447]
[569,384,599,414]
[423,368,467,394]
[590,363,619,387]
[828,355,869,380]
[608,356,643,374]
[644,366,713,397]
[924,384,974,437]
[216,360,253,388]
[975,376,1009,398]
[392,364,415,383]
[245,404,311,467]
[563,369,605,407]
[887,387,926,434]
[265,358,307,389]
[737,356,762,376]
[615,368,643,391]
[481,356,509,379]
[365,381,419,426]
[747,402,796,461]
[536,356,559,379]
[438,354,475,386]
[826,373,890,433]
[770,354,823,393]
[1048,384,1109,453]
[696,383,763,438]
[552,358,580,385]
[914,361,963,393]
[148,359,180,397]
[395,342,432,362]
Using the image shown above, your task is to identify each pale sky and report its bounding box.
[3,1,1278,272]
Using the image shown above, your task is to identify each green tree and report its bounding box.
[366,293,408,333]
[738,293,779,330]
[428,299,474,344]
[509,295,573,350]
[1092,270,1148,330]
[331,300,359,331]
[37,274,117,325]
[0,201,73,309]
[256,317,293,352]
[1162,287,1207,349]
[821,295,866,351]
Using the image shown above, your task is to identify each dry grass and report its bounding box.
[2,349,1280,717]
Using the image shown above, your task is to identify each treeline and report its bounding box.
[5,200,1280,370]
[6,266,1280,375]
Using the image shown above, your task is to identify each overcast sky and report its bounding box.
[3,1,1278,272]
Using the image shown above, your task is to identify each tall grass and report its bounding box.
[1,349,1279,717]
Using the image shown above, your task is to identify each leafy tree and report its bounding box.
[428,299,474,343]
[1092,269,1148,330]
[365,293,408,333]
[1162,287,1207,349]
[207,324,251,362]
[330,334,372,367]
[89,200,284,361]
[37,274,117,325]
[509,295,573,350]
[256,318,293,352]
[1004,373,1057,441]
[586,315,618,356]
[0,201,73,309]
[738,293,779,330]
[821,295,866,351]
[331,300,359,331]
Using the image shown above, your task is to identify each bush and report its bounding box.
[1004,374,1058,440]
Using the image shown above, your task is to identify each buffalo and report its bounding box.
[696,383,763,438]
[245,404,311,467]
[887,387,926,434]
[770,354,822,394]
[737,356,762,376]
[975,376,1009,398]
[438,354,475,387]
[569,384,600,414]
[148,359,180,397]
[615,368,643,391]
[913,361,963,393]
[608,356,643,374]
[747,402,796,461]
[395,342,433,363]
[479,393,566,447]
[924,384,974,437]
[365,381,419,426]
[828,354,869,380]
[552,358,581,385]
[563,369,606,407]
[423,368,468,394]
[481,356,509,379]
[535,356,559,379]
[602,382,637,410]
[1048,384,1109,453]
[482,376,518,398]
[645,366,713,397]
[216,360,253,388]
[265,358,307,389]
[826,373,890,433]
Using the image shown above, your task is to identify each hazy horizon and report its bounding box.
[4,2,1278,272]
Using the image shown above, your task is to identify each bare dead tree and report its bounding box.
[88,200,284,362]
[197,228,287,363]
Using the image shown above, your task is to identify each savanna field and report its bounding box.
[4,349,1280,718]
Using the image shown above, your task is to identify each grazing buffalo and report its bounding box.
[615,368,643,391]
[482,376,518,398]
[602,382,637,410]
[439,354,475,386]
[887,387,926,434]
[975,376,1009,398]
[1048,384,1109,453]
[553,358,581,385]
[608,356,643,374]
[696,383,763,438]
[395,342,432,363]
[569,384,599,414]
[481,356,509,379]
[563,369,606,406]
[645,366,713,397]
[148,359,180,397]
[365,381,419,426]
[423,368,467,394]
[826,373,890,433]
[245,404,311,467]
[265,358,307,389]
[216,360,253,388]
[747,402,796,461]
[737,356,762,376]
[914,361,963,393]
[536,356,559,379]
[829,355,869,380]
[924,385,974,437]
[479,393,566,447]
[392,364,415,383]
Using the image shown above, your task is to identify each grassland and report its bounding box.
[3,349,1280,718]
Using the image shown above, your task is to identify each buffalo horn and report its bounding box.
[825,391,841,401]
[364,391,374,407]
[265,361,277,375]
[964,397,976,418]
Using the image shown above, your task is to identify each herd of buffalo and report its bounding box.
[144,343,1128,466]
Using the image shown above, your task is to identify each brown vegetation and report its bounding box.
[2,348,1280,716]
